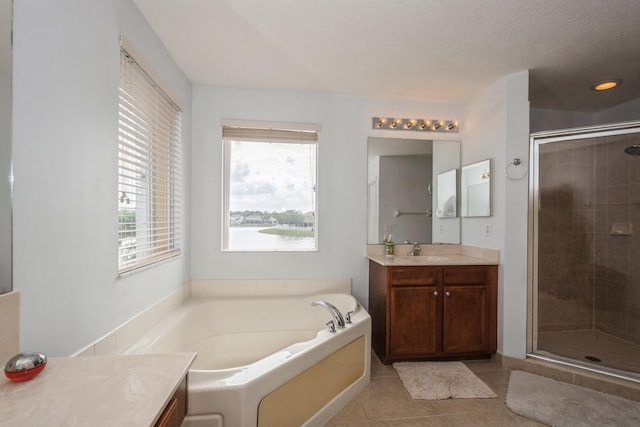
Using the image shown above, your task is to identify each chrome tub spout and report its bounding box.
[311,301,346,329]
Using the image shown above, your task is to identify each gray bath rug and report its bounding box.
[393,361,497,400]
[506,370,640,426]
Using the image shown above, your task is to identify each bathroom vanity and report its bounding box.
[367,245,498,364]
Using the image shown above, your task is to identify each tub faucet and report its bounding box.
[311,301,346,329]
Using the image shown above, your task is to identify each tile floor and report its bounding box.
[325,354,546,426]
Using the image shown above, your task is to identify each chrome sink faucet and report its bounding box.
[311,301,346,331]
[408,242,422,256]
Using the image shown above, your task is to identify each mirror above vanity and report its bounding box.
[367,137,460,245]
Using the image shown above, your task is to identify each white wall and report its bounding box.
[12,0,192,356]
[462,70,530,358]
[598,97,640,124]
[531,97,640,133]
[190,87,462,307]
[0,70,10,294]
[530,107,594,133]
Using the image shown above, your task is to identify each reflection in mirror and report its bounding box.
[367,138,460,245]
[461,159,491,217]
[0,0,11,294]
[436,169,457,218]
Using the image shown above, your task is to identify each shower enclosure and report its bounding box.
[530,121,640,379]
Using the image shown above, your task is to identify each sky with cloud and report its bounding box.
[229,140,316,213]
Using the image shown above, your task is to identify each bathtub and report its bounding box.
[125,292,371,427]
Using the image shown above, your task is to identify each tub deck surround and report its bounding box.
[189,277,352,298]
[72,278,353,360]
[126,293,360,370]
[0,352,196,427]
[72,283,191,357]
[125,291,372,427]
[366,244,499,266]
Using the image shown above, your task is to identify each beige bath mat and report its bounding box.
[507,370,640,426]
[393,361,496,400]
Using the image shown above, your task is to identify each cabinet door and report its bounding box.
[442,285,488,354]
[389,286,439,357]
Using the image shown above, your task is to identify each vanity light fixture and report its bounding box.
[372,117,459,133]
[404,119,417,129]
[591,79,621,91]
[375,118,388,128]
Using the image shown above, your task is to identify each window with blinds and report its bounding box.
[118,47,182,274]
[222,120,319,251]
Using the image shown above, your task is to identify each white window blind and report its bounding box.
[221,127,318,144]
[118,47,182,274]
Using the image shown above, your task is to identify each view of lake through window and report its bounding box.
[224,138,317,251]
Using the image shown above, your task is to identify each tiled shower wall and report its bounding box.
[538,133,640,344]
[538,139,596,332]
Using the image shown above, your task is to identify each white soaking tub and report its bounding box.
[125,292,371,427]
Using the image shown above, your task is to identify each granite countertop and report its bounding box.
[366,244,499,266]
[0,352,196,427]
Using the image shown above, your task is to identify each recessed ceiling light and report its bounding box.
[591,79,621,91]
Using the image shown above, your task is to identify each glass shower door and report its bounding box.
[531,122,640,378]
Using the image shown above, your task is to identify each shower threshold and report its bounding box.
[528,350,640,385]
[536,329,640,376]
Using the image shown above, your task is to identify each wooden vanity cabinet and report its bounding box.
[388,267,441,359]
[369,261,497,364]
[154,376,187,427]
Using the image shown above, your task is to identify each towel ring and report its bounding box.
[505,158,528,180]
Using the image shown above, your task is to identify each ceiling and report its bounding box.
[134,0,640,112]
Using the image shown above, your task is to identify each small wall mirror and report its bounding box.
[436,169,457,218]
[367,137,460,244]
[461,159,491,217]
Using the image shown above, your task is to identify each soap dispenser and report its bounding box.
[385,235,395,256]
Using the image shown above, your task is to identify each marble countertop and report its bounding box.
[0,352,196,427]
[366,244,499,266]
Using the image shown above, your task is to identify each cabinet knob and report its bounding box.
[433,291,439,296]
[445,291,451,297]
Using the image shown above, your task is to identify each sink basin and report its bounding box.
[394,255,449,262]
[414,255,449,262]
